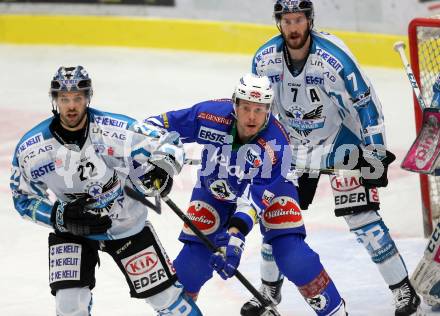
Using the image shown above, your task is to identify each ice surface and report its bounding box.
[0,44,427,315]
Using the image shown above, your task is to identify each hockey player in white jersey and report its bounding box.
[9,66,202,316]
[240,1,420,315]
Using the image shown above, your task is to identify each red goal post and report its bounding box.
[408,16,440,237]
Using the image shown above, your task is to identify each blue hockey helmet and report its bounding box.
[50,65,93,99]
[274,0,314,24]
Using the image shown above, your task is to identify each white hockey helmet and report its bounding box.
[232,73,274,108]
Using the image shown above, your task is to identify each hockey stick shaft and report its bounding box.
[126,188,161,213]
[394,41,428,110]
[124,186,281,316]
[154,194,162,214]
[184,158,202,165]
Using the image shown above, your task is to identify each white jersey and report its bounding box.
[10,108,184,240]
[252,31,386,168]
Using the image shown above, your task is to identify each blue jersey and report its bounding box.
[146,99,305,237]
[10,108,184,240]
[252,31,386,168]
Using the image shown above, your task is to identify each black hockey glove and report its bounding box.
[140,164,173,197]
[50,197,112,236]
[359,149,396,189]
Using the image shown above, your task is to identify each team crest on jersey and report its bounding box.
[262,196,303,229]
[209,179,237,201]
[64,171,121,216]
[285,105,326,136]
[352,88,371,109]
[183,201,220,235]
[306,294,330,312]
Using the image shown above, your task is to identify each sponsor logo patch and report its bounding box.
[255,45,276,64]
[17,133,43,155]
[331,176,361,192]
[121,245,169,294]
[94,115,127,129]
[91,127,127,140]
[197,112,232,125]
[245,147,262,168]
[198,126,227,144]
[262,196,303,229]
[183,201,220,235]
[298,269,331,298]
[22,144,54,164]
[124,251,159,276]
[306,76,324,85]
[30,160,59,179]
[416,115,440,169]
[49,243,81,284]
[268,74,283,83]
[257,138,277,165]
[315,48,343,72]
[331,175,375,208]
[262,189,275,207]
[250,91,262,99]
[368,187,379,203]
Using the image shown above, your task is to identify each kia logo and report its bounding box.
[330,176,361,192]
[125,252,158,276]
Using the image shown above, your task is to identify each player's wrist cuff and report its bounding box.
[228,217,250,236]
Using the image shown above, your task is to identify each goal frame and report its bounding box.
[408,17,440,237]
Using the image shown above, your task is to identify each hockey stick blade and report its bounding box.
[124,186,161,214]
[124,186,281,316]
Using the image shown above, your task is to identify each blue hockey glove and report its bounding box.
[209,232,245,280]
[50,197,112,236]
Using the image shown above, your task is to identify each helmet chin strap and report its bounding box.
[51,100,60,117]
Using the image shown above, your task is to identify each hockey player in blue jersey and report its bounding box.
[9,66,202,316]
[145,73,347,315]
[241,1,420,316]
